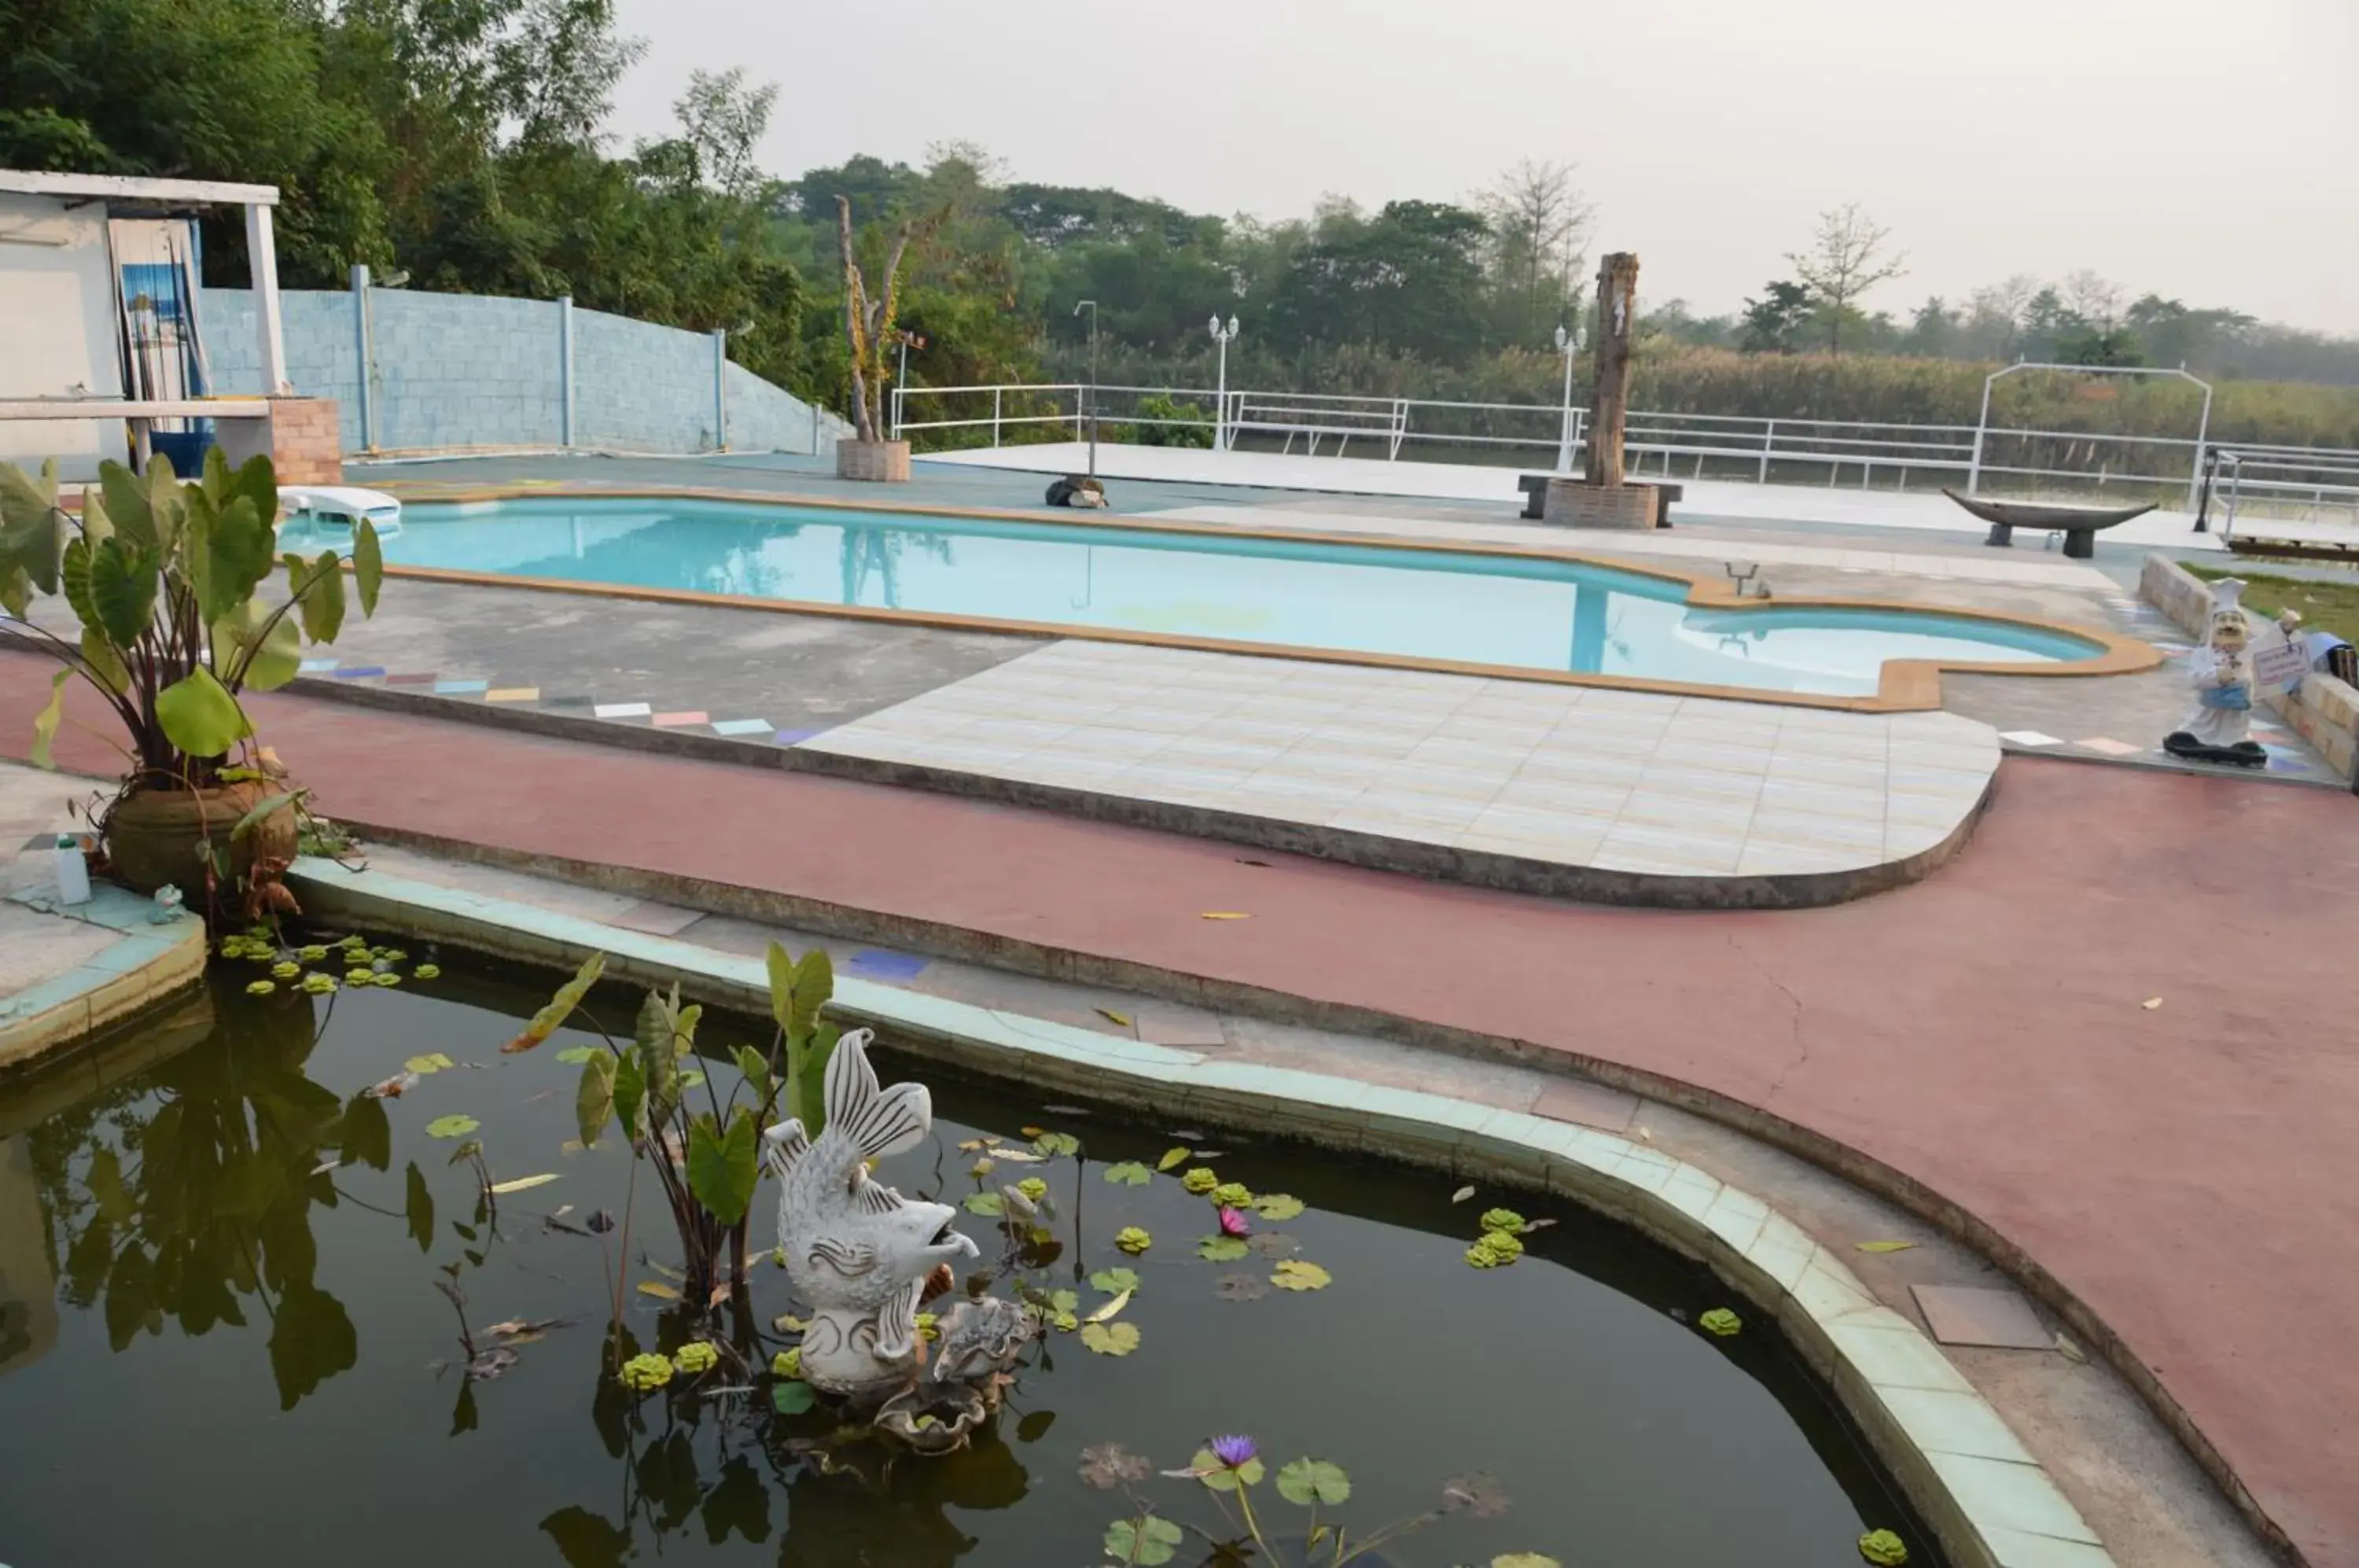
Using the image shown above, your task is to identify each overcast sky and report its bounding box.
[607,0,2359,336]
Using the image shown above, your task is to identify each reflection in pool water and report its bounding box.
[331,497,2105,697]
[0,955,1939,1567]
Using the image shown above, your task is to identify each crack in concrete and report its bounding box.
[1727,931,1809,1100]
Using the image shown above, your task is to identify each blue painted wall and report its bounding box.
[202,285,848,455]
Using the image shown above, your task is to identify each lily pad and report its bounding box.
[1857,1531,1909,1566]
[1103,1515,1182,1566]
[1189,1447,1266,1490]
[771,1381,819,1415]
[1251,1193,1305,1220]
[554,1045,598,1065]
[1102,1161,1154,1186]
[1215,1272,1268,1302]
[962,1191,1005,1216]
[1089,1267,1141,1294]
[1031,1132,1081,1158]
[1490,1556,1562,1568]
[1079,1320,1140,1356]
[1246,1231,1301,1260]
[1275,1457,1352,1506]
[405,1052,455,1074]
[424,1115,480,1139]
[1197,1236,1250,1262]
[1271,1259,1331,1291]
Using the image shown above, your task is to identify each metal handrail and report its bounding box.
[888,379,2359,504]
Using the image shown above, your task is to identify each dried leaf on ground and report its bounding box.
[636,1280,682,1301]
[1199,911,1252,920]
[1096,1008,1132,1027]
[2141,997,2163,1010]
[488,1173,561,1194]
[1853,1240,1916,1253]
[1451,1185,1476,1204]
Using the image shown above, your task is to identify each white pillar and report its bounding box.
[712,329,728,451]
[558,296,576,447]
[350,263,375,451]
[245,202,290,395]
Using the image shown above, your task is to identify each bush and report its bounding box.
[1134,392,1213,448]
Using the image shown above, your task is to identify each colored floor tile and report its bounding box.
[650,711,711,727]
[433,679,490,696]
[1997,730,2063,748]
[485,687,540,703]
[383,672,439,686]
[2073,738,2144,756]
[710,719,774,737]
[845,948,931,981]
[332,666,386,679]
[299,658,339,673]
[593,702,652,720]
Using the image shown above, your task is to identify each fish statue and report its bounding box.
[765,1029,980,1397]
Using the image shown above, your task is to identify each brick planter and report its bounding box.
[1540,479,1662,530]
[835,440,911,483]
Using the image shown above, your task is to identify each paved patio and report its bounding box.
[2,655,2353,1565]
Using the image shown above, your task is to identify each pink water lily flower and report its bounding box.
[1217,1205,1251,1238]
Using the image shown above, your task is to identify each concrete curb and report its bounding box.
[0,885,208,1074]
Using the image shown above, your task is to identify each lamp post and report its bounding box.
[1553,323,1588,474]
[1208,314,1239,451]
[1073,299,1099,481]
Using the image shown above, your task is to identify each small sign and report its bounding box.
[2253,638,2309,690]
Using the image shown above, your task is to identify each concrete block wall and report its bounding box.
[199,285,849,457]
[2140,553,2359,779]
[572,307,718,452]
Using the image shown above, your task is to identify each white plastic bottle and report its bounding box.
[53,834,91,905]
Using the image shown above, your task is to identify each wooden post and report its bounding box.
[1586,252,1640,488]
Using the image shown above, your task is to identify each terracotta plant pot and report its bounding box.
[104,778,300,896]
[835,439,911,482]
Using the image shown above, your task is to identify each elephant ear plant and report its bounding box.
[0,452,383,897]
[537,940,842,1324]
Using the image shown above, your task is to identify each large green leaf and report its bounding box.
[731,1044,773,1102]
[288,550,345,643]
[79,627,128,694]
[351,518,383,617]
[685,1112,760,1225]
[634,990,678,1114]
[612,1047,646,1142]
[212,598,301,691]
[29,668,69,769]
[145,453,190,552]
[96,460,156,550]
[59,536,98,629]
[576,1051,616,1148]
[1275,1458,1352,1506]
[503,951,606,1052]
[0,561,29,620]
[153,665,252,758]
[87,536,161,648]
[185,487,277,626]
[230,789,306,841]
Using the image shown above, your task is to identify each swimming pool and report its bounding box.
[337,497,2108,697]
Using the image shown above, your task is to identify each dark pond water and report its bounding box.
[0,948,1938,1568]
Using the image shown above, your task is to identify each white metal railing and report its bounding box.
[2206,446,2359,543]
[890,379,2359,510]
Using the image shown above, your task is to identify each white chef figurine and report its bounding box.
[2164,577,2265,764]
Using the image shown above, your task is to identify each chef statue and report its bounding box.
[2162,577,2266,767]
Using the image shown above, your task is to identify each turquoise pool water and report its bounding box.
[342,498,2104,696]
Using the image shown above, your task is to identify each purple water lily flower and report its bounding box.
[1218,1205,1252,1238]
[1209,1434,1258,1470]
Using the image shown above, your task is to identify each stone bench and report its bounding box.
[1520,475,1681,526]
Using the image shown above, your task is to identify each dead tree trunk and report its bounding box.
[1586,252,1640,488]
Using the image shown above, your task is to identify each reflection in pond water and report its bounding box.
[0,955,1937,1568]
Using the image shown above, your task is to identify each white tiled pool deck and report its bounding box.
[800,639,2000,881]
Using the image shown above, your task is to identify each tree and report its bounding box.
[1268,200,1489,362]
[669,68,776,196]
[1901,296,1958,358]
[1476,157,1593,348]
[1787,204,1906,354]
[1963,274,2039,359]
[2059,270,2125,332]
[1739,281,1812,354]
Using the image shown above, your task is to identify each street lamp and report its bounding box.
[1074,299,1099,481]
[1208,314,1239,451]
[1553,323,1588,474]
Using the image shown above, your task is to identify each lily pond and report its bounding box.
[0,944,1938,1568]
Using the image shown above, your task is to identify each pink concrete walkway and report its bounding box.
[8,655,2357,1563]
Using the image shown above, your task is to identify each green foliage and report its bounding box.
[1190,1447,1265,1491]
[1088,1267,1140,1294]
[1698,1307,1743,1337]
[1103,1515,1183,1566]
[1197,1236,1249,1262]
[1079,1320,1141,1356]
[1275,1458,1352,1505]
[1857,1529,1910,1566]
[2,452,383,791]
[1113,1226,1152,1254]
[509,952,607,1052]
[764,941,834,1137]
[1133,393,1213,447]
[1102,1161,1153,1185]
[1480,1207,1526,1234]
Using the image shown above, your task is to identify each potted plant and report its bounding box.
[834,194,922,482]
[0,451,384,900]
